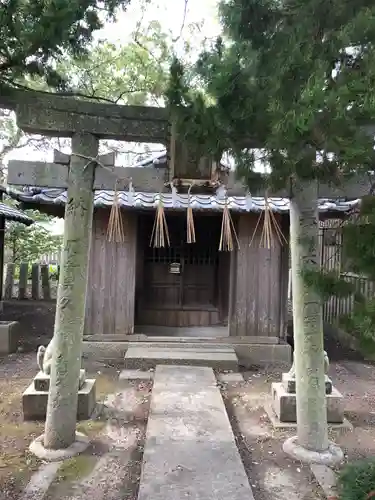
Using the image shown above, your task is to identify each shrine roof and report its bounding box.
[0,200,34,225]
[8,186,359,214]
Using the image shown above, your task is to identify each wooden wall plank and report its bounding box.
[85,208,137,336]
[247,224,259,336]
[278,215,290,340]
[115,212,137,334]
[233,215,248,335]
[87,213,105,336]
[229,213,285,337]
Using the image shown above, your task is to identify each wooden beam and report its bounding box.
[8,160,168,191]
[7,159,374,198]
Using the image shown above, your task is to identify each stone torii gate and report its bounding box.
[2,89,374,462]
[3,91,170,457]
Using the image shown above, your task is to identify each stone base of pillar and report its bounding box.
[271,382,344,423]
[282,372,332,395]
[29,432,90,461]
[283,436,343,465]
[23,378,96,421]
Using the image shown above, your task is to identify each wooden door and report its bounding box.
[139,214,221,314]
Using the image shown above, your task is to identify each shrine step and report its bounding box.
[137,365,254,500]
[124,345,238,371]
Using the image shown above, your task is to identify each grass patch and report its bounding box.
[77,418,106,438]
[94,373,117,400]
[0,369,117,496]
[55,455,97,483]
[338,458,375,500]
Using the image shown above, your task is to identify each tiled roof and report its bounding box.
[13,187,360,214]
[0,201,34,225]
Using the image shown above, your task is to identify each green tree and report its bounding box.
[0,0,131,90]
[5,206,63,263]
[56,21,172,106]
[167,0,375,461]
[0,20,192,170]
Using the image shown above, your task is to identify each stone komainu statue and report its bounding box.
[288,350,329,378]
[36,336,56,375]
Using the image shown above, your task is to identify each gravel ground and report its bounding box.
[0,352,120,499]
[1,354,375,500]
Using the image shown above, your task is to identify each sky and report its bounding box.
[96,0,221,48]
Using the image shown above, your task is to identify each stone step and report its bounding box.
[124,346,239,371]
[127,341,235,351]
[137,365,254,500]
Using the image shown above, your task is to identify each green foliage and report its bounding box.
[340,297,375,356]
[301,268,356,302]
[165,0,375,357]
[1,20,184,173]
[166,0,375,191]
[338,458,375,500]
[56,21,173,105]
[342,197,375,280]
[336,197,375,353]
[0,0,131,90]
[305,196,375,354]
[4,200,62,263]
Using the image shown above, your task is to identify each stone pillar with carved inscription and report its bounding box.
[30,132,98,456]
[269,179,344,466]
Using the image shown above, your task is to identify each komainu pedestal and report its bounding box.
[270,351,345,424]
[22,344,96,421]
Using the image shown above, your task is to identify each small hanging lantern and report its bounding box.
[219,197,240,251]
[107,179,125,243]
[150,195,170,248]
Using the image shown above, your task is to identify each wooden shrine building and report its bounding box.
[7,152,359,343]
[2,91,371,364]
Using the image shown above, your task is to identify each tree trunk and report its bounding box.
[44,132,98,450]
[290,178,328,452]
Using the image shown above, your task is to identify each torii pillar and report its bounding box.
[42,133,98,453]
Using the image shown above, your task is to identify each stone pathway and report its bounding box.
[19,462,61,500]
[137,365,255,500]
[17,363,338,500]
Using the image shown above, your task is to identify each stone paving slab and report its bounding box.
[310,464,339,499]
[137,365,254,500]
[119,369,155,381]
[217,372,244,384]
[124,347,238,371]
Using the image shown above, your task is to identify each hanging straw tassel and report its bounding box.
[250,191,288,249]
[107,180,125,243]
[150,197,170,248]
[219,198,240,251]
[186,184,196,243]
